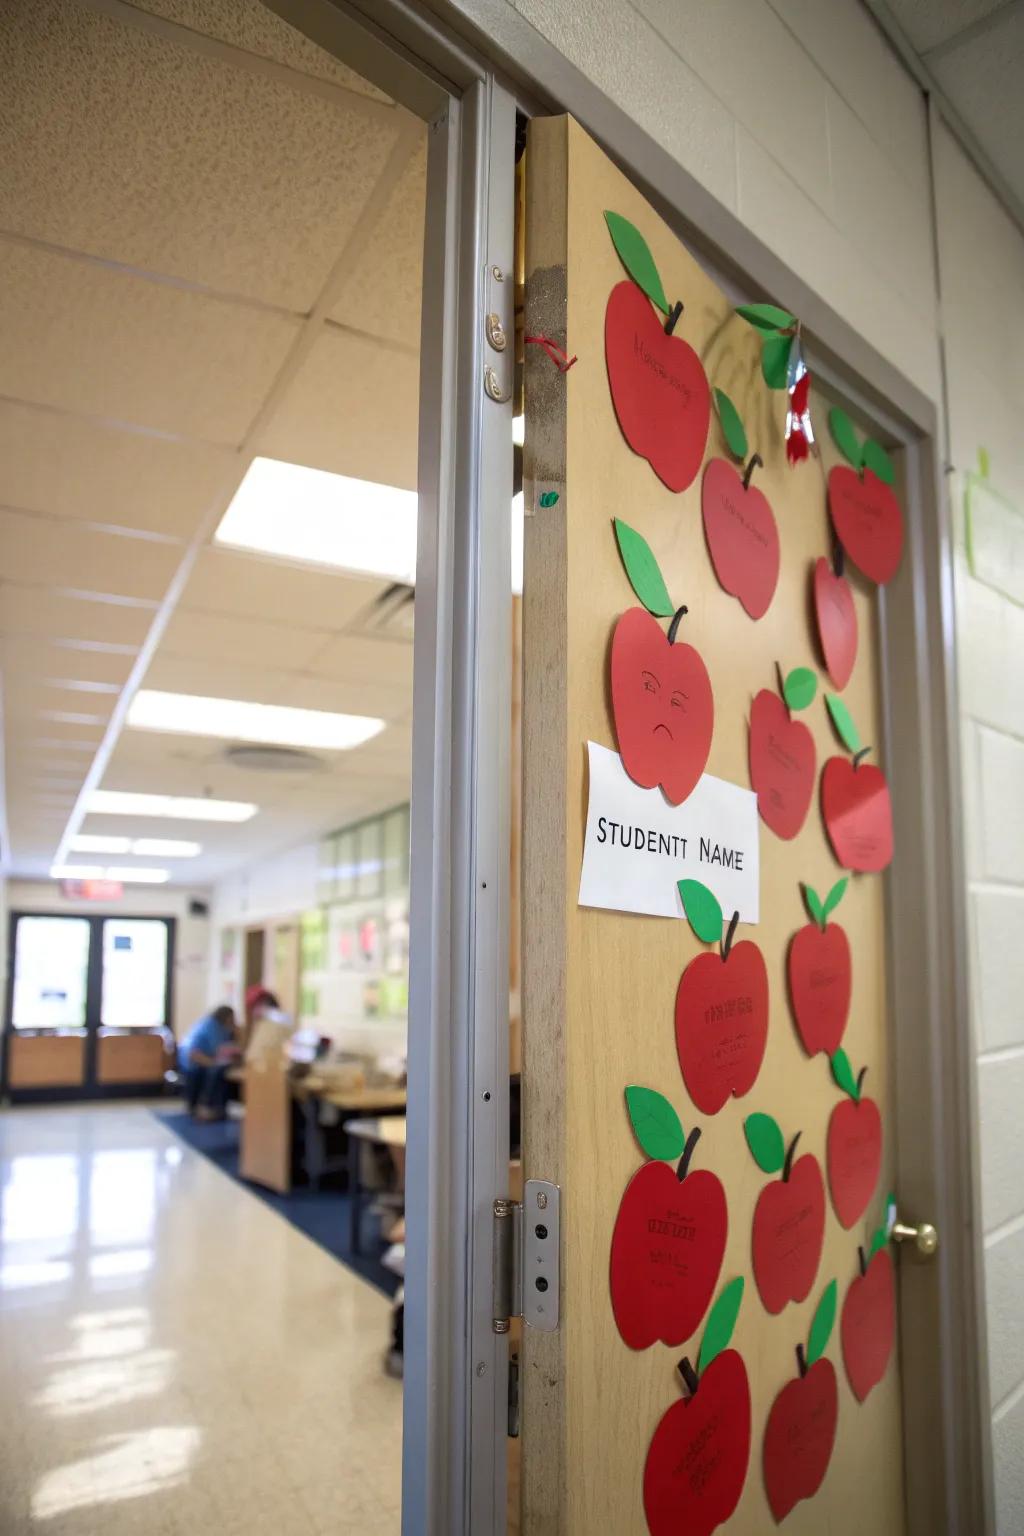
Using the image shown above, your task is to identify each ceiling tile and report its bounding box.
[0,238,300,443]
[130,0,394,101]
[310,631,414,690]
[0,636,136,687]
[181,545,386,631]
[259,669,410,721]
[0,400,234,538]
[329,134,427,345]
[0,0,404,310]
[0,509,181,600]
[885,0,1010,54]
[258,326,419,489]
[930,11,1024,209]
[158,607,329,669]
[0,583,155,646]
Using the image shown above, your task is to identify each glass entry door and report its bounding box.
[4,911,175,1098]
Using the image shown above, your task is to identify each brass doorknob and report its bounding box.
[891,1219,939,1258]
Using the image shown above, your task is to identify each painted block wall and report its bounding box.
[933,123,1024,1535]
[452,0,1021,1522]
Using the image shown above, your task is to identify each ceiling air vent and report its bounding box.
[224,744,325,773]
[352,582,414,641]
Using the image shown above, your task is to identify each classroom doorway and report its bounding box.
[4,911,175,1099]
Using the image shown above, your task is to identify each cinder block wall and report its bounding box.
[461,0,1023,1523]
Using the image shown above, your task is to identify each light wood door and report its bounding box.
[518,116,915,1535]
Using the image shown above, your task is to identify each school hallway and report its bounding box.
[0,1103,402,1535]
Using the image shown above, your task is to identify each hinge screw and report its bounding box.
[536,1192,548,1210]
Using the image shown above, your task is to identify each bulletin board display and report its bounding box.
[519,116,906,1535]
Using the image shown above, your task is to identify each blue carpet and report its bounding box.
[156,1110,401,1298]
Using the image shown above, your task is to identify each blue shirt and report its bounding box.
[180,1013,232,1068]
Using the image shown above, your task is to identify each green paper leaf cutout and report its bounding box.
[806,1279,838,1366]
[744,1113,785,1175]
[822,877,848,920]
[624,1085,685,1162]
[761,332,792,389]
[613,518,674,617]
[678,879,723,944]
[604,211,668,315]
[828,406,863,468]
[736,302,796,332]
[713,388,748,460]
[802,883,826,930]
[783,667,817,712]
[539,490,559,508]
[699,1276,744,1376]
[831,1047,860,1102]
[862,439,895,485]
[825,693,863,754]
[868,1223,888,1259]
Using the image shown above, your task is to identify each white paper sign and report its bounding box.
[578,741,760,923]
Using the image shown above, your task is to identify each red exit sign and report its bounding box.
[61,879,124,901]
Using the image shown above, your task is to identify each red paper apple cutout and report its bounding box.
[611,607,713,806]
[644,1278,751,1536]
[813,553,858,690]
[763,1280,839,1522]
[675,880,768,1115]
[701,392,779,619]
[749,666,818,840]
[821,695,893,872]
[744,1113,825,1314]
[841,1240,895,1403]
[609,1086,726,1350]
[603,212,710,492]
[827,1049,882,1230]
[787,877,852,1057]
[827,406,903,584]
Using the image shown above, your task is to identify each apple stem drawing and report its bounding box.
[721,910,739,960]
[833,538,846,579]
[742,453,763,490]
[782,1131,802,1183]
[677,1124,702,1182]
[664,299,683,335]
[674,1276,744,1400]
[666,605,689,644]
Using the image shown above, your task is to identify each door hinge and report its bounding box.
[492,1179,560,1335]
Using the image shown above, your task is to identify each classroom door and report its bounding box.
[5,911,174,1097]
[516,116,947,1535]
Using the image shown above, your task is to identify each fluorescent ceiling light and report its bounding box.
[89,790,257,823]
[50,864,170,884]
[131,838,201,858]
[127,690,384,752]
[216,457,418,582]
[70,835,131,855]
[71,834,201,858]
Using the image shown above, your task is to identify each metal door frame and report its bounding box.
[262,2,986,1532]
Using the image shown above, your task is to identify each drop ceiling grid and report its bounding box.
[0,0,422,878]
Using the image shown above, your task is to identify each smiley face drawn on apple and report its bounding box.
[611,607,714,806]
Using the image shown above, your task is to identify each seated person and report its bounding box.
[179,1005,237,1119]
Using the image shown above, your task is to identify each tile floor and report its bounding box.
[0,1103,402,1535]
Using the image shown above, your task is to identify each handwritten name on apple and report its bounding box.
[595,818,745,871]
[718,492,772,550]
[632,331,694,402]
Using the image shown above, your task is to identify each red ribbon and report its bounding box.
[524,334,578,372]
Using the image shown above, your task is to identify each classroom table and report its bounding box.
[291,1079,407,1191]
[343,1115,408,1256]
